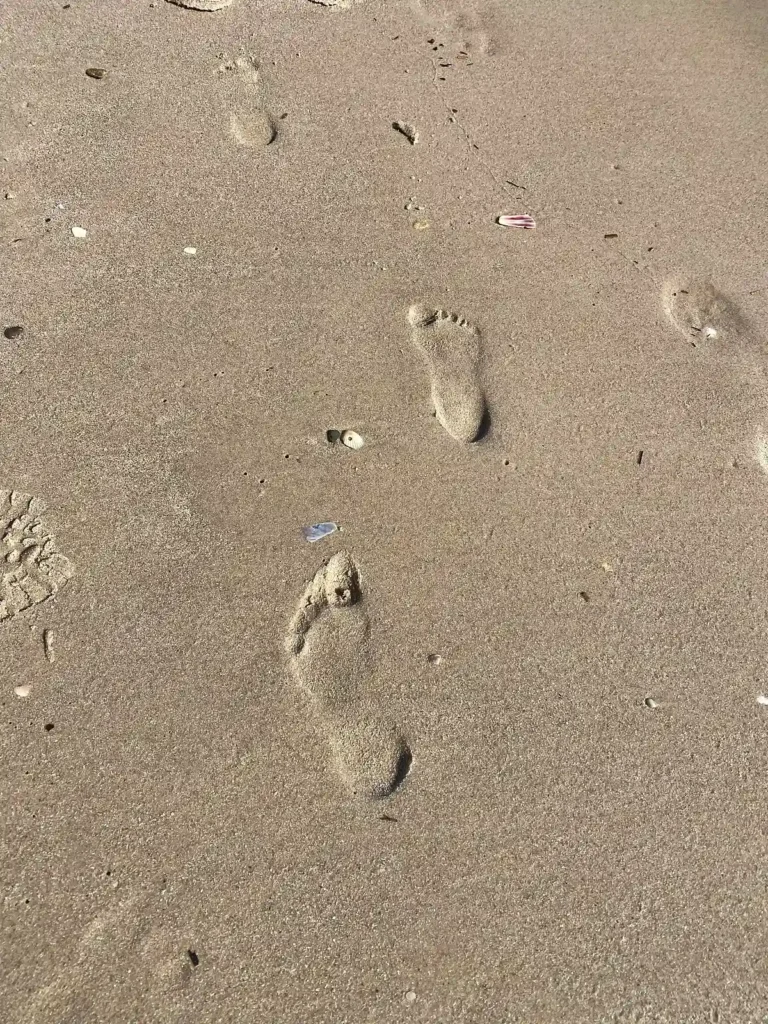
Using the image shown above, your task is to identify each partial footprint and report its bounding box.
[286,552,411,800]
[408,304,487,443]
[0,489,73,622]
[216,53,278,149]
[662,279,754,356]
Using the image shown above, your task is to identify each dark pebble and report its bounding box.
[85,68,107,80]
[4,325,24,340]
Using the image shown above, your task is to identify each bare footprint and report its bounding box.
[286,552,411,800]
[216,53,278,149]
[408,304,487,443]
[662,279,754,356]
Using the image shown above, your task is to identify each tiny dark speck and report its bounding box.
[604,233,618,239]
[44,723,54,732]
[4,325,24,340]
[578,591,590,602]
[187,949,199,967]
[379,814,398,822]
[637,450,644,465]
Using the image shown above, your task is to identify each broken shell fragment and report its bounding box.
[341,430,364,450]
[392,121,418,144]
[165,0,234,9]
[302,522,338,543]
[71,225,88,238]
[497,214,535,230]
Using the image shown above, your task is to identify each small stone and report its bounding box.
[644,697,659,709]
[183,246,197,255]
[4,191,17,199]
[71,225,87,238]
[14,685,31,698]
[4,325,24,340]
[85,68,107,80]
[405,990,417,1004]
[427,653,441,666]
[757,694,768,706]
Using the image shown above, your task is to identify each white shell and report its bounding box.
[302,522,338,543]
[757,694,768,706]
[71,225,88,238]
[183,246,197,255]
[341,430,364,450]
[14,685,31,698]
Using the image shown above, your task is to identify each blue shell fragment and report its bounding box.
[302,522,338,543]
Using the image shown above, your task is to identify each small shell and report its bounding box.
[413,220,430,231]
[14,685,31,698]
[497,214,535,230]
[644,697,659,709]
[71,225,88,238]
[341,430,364,450]
[183,246,197,255]
[757,694,768,706]
[302,522,338,543]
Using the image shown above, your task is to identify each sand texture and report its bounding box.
[2,0,768,1021]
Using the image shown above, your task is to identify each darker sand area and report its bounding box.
[2,0,768,1021]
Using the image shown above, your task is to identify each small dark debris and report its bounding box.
[637,450,644,465]
[279,112,288,119]
[647,246,654,252]
[44,217,51,223]
[451,108,458,113]
[44,723,54,732]
[578,591,590,602]
[85,68,107,80]
[427,37,435,43]
[187,949,200,967]
[62,3,70,7]
[379,814,398,822]
[326,429,341,443]
[506,180,527,190]
[4,325,24,340]
[604,233,618,239]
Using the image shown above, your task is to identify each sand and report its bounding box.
[1,0,767,1020]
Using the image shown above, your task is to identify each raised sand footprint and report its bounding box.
[0,489,72,622]
[217,53,278,148]
[408,304,487,443]
[286,552,411,800]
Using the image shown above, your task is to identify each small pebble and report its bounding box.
[71,225,87,238]
[4,325,24,340]
[644,697,659,709]
[5,191,17,200]
[405,990,417,1004]
[14,685,31,698]
[427,653,441,666]
[183,246,197,255]
[85,68,107,79]
[757,694,768,706]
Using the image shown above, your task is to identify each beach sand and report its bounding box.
[2,0,768,1020]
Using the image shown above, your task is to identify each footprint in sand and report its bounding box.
[0,489,73,622]
[408,304,487,443]
[662,279,755,357]
[286,551,411,800]
[216,53,279,149]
